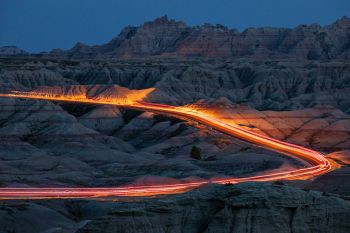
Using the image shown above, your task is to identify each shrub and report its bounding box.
[273,181,285,186]
[190,146,202,160]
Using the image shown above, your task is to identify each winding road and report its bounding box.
[0,92,332,199]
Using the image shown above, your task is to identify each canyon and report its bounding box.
[0,15,350,233]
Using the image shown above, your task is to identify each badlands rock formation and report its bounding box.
[1,59,349,112]
[190,98,350,151]
[49,15,350,60]
[0,58,349,185]
[75,184,350,233]
[0,57,350,232]
[0,96,296,187]
[2,183,350,233]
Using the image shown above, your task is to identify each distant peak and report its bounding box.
[0,45,28,55]
[334,15,350,26]
[73,42,87,49]
[340,15,350,21]
[143,15,187,28]
[155,15,169,23]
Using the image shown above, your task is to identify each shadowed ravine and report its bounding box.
[0,90,332,199]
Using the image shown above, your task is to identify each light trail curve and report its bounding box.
[0,92,332,199]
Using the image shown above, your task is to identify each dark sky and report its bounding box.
[1,0,349,52]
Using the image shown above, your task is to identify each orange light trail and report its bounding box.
[0,91,332,199]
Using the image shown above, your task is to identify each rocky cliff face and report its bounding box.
[49,15,350,60]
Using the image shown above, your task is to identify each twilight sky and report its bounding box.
[1,0,349,52]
